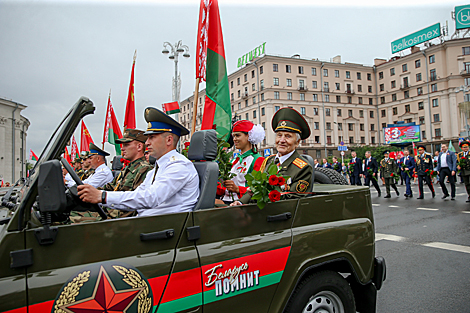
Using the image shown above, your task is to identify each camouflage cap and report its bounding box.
[116,129,148,144]
[80,151,91,159]
[73,157,82,163]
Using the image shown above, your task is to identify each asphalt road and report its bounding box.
[370,180,470,313]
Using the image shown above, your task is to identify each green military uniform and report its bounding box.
[240,108,313,204]
[416,145,435,199]
[80,168,94,180]
[457,141,470,202]
[73,157,84,178]
[380,151,399,198]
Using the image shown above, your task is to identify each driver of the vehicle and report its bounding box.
[69,143,113,189]
[77,107,200,216]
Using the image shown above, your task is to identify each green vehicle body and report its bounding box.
[0,98,385,313]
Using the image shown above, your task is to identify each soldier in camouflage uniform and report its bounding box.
[380,151,399,198]
[416,145,435,199]
[457,140,470,202]
[80,151,95,180]
[73,157,84,178]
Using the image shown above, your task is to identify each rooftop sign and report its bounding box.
[237,42,266,68]
[391,23,441,54]
[456,5,470,30]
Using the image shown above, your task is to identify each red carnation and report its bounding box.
[269,175,279,186]
[425,169,429,172]
[184,142,190,148]
[391,173,394,177]
[268,190,281,202]
[367,167,370,170]
[277,176,286,186]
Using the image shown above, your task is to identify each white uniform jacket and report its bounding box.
[82,163,113,188]
[105,149,200,216]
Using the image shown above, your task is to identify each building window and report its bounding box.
[403,77,409,88]
[252,97,256,104]
[231,81,234,88]
[336,96,341,103]
[301,107,306,115]
[245,113,249,120]
[417,87,423,95]
[379,72,384,79]
[393,107,398,115]
[261,93,265,101]
[465,78,470,86]
[315,137,320,145]
[335,70,340,78]
[359,110,364,118]
[390,68,395,76]
[262,107,265,116]
[369,98,373,105]
[338,123,343,130]
[360,124,364,131]
[371,124,375,131]
[274,91,280,99]
[381,109,386,117]
[335,83,340,90]
[238,102,241,110]
[298,66,304,74]
[348,96,352,104]
[368,86,372,93]
[391,80,396,88]
[327,136,332,144]
[431,84,437,92]
[429,55,435,64]
[312,67,317,75]
[380,84,384,91]
[349,136,354,144]
[259,66,263,74]
[380,96,385,104]
[326,108,331,116]
[326,122,331,130]
[245,100,248,107]
[371,137,376,144]
[346,71,351,79]
[357,72,362,80]
[312,81,317,89]
[274,77,279,86]
[262,122,265,129]
[405,118,412,123]
[275,106,280,112]
[435,128,441,137]
[244,74,247,82]
[323,69,328,77]
[416,73,422,81]
[260,80,264,90]
[358,85,362,92]
[237,77,240,85]
[337,109,342,116]
[314,107,319,115]
[358,97,363,104]
[299,79,305,88]
[392,94,397,101]
[300,93,305,101]
[348,123,354,131]
[402,64,408,72]
[253,110,256,118]
[422,130,426,139]
[325,94,330,102]
[367,73,372,81]
[314,122,319,130]
[430,69,437,81]
[286,65,291,73]
[250,83,254,91]
[463,47,470,55]
[415,59,421,68]
[286,78,292,87]
[273,64,278,72]
[313,94,318,102]
[287,92,292,100]
[419,116,425,124]
[432,98,438,107]
[252,70,255,78]
[361,137,365,144]
[238,90,241,98]
[405,104,410,112]
[404,91,410,99]
[231,93,234,101]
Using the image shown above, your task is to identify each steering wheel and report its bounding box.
[60,158,108,221]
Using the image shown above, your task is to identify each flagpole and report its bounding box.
[191,78,200,136]
[103,89,111,150]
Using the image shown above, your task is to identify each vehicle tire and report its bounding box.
[314,167,349,185]
[284,270,355,313]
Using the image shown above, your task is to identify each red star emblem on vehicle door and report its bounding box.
[61,266,143,313]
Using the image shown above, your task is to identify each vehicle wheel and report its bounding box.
[314,167,348,185]
[284,271,355,313]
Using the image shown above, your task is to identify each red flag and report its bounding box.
[29,149,39,161]
[198,0,231,140]
[196,0,209,81]
[80,121,94,152]
[124,51,137,130]
[71,136,79,159]
[64,147,72,165]
[162,101,181,115]
[103,93,123,154]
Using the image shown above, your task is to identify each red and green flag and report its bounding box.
[80,121,94,152]
[124,51,137,131]
[29,149,38,162]
[197,0,231,140]
[71,135,79,159]
[162,101,181,115]
[64,147,72,165]
[103,92,123,155]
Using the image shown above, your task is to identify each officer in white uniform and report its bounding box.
[77,107,199,216]
[81,143,113,188]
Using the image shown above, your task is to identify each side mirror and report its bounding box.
[38,160,66,213]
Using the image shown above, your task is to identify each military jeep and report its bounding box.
[0,98,385,313]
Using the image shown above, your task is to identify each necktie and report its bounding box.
[274,157,280,170]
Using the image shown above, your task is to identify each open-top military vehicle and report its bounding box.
[0,98,385,313]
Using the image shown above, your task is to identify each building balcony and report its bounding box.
[242,92,249,98]
[430,75,437,81]
[346,89,355,94]
[323,87,330,92]
[400,83,411,90]
[298,86,308,91]
[460,69,470,76]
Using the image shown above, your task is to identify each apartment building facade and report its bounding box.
[180,37,470,158]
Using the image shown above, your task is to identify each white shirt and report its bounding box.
[106,149,199,217]
[440,150,448,168]
[276,150,295,165]
[82,163,113,188]
[65,173,75,188]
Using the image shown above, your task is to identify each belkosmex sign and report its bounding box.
[456,5,470,30]
[391,23,441,54]
[237,42,266,68]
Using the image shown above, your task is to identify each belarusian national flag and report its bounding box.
[124,51,137,131]
[80,121,94,152]
[197,0,231,140]
[71,135,79,159]
[64,147,72,165]
[103,93,123,155]
[29,149,39,162]
[162,101,181,115]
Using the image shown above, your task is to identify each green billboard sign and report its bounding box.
[391,23,441,54]
[456,5,470,30]
[237,42,266,68]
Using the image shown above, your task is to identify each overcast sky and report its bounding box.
[0,0,460,157]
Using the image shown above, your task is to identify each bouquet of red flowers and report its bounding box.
[459,156,467,168]
[433,160,438,168]
[425,169,437,179]
[390,172,400,183]
[348,162,355,173]
[245,163,290,209]
[367,167,377,181]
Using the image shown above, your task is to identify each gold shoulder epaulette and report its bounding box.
[259,155,275,172]
[293,157,308,169]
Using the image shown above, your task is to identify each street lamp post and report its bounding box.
[162,40,190,127]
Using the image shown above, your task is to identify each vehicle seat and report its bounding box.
[187,129,218,211]
[111,155,123,178]
[301,154,315,192]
